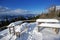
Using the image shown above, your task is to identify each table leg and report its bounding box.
[55,28,59,34]
[13,26,15,35]
[38,26,40,32]
[16,32,20,37]
[9,27,11,34]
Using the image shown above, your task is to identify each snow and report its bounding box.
[36,19,59,23]
[15,22,28,32]
[27,26,42,40]
[0,22,60,40]
[15,22,42,40]
[49,6,60,11]
[56,6,60,10]
[20,23,28,32]
[38,23,60,28]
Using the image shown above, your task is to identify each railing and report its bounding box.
[0,26,7,31]
[22,20,36,22]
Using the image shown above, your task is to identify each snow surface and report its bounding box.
[0,22,60,40]
[56,6,60,10]
[15,22,28,32]
[36,19,59,23]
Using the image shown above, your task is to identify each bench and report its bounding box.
[38,23,60,34]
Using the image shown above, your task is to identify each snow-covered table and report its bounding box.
[7,21,23,35]
[38,23,60,34]
[7,21,23,27]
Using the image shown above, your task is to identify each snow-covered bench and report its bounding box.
[36,19,60,34]
[38,23,60,34]
[15,23,28,37]
[36,19,59,25]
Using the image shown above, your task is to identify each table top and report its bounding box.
[36,19,59,23]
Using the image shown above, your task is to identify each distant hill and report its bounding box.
[0,14,37,21]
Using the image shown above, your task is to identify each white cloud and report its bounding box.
[0,6,32,15]
[0,6,10,15]
[11,9,29,13]
[14,9,25,13]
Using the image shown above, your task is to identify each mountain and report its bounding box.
[0,13,37,21]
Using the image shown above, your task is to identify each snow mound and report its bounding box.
[15,22,29,32]
[7,21,23,27]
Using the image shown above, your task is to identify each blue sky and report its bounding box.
[0,0,60,14]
